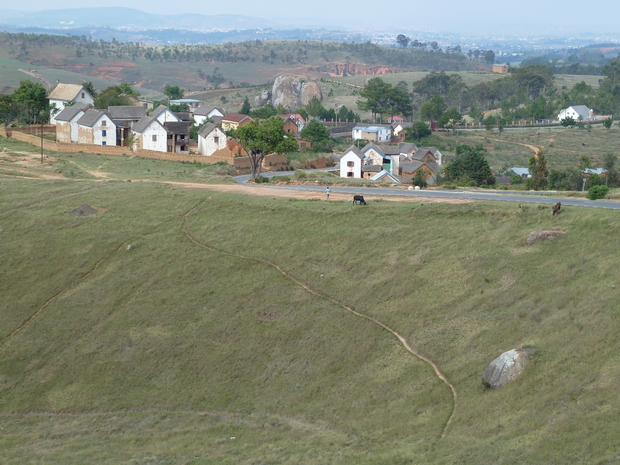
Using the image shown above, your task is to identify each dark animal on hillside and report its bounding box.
[582,142,587,146]
[353,195,367,205]
[552,202,561,216]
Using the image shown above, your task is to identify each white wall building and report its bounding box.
[48,83,94,124]
[197,123,227,156]
[339,146,365,178]
[76,110,116,146]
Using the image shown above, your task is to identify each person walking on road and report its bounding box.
[325,186,331,200]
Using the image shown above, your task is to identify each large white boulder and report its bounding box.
[482,348,529,390]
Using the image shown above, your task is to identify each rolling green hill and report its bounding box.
[2,134,620,463]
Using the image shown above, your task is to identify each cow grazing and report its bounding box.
[552,202,561,216]
[353,195,367,205]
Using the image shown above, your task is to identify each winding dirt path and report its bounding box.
[182,200,457,441]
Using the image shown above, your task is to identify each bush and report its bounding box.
[511,175,524,185]
[588,185,609,200]
[294,171,307,179]
[255,175,270,183]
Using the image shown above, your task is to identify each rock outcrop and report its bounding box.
[271,75,322,110]
[72,204,97,216]
[526,229,565,244]
[482,349,529,390]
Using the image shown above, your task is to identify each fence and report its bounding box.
[0,127,290,171]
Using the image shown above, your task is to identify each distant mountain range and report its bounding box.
[0,7,281,31]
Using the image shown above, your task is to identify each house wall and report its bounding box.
[154,109,180,124]
[137,124,168,152]
[56,122,72,144]
[197,128,227,156]
[283,119,298,135]
[339,152,362,178]
[92,117,117,146]
[49,89,94,124]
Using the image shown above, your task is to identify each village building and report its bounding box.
[48,83,95,124]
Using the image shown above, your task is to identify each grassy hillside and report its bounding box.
[2,136,620,462]
[426,124,620,173]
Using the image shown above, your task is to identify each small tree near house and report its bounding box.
[230,117,298,180]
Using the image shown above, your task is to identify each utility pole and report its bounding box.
[40,120,44,164]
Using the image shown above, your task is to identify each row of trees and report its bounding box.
[355,60,620,124]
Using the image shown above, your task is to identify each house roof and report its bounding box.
[108,106,147,120]
[398,142,417,154]
[132,116,162,134]
[169,99,202,104]
[510,167,530,176]
[193,105,225,117]
[361,142,384,156]
[76,109,111,127]
[54,102,91,122]
[222,113,252,124]
[400,160,426,174]
[150,105,179,122]
[568,105,592,117]
[48,83,87,102]
[341,145,365,160]
[411,149,437,161]
[276,113,306,124]
[371,170,401,182]
[197,123,221,138]
[174,112,191,122]
[163,121,190,133]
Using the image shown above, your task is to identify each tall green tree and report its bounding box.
[603,153,617,186]
[0,95,21,128]
[420,96,446,121]
[230,117,299,180]
[528,150,548,190]
[357,77,392,121]
[82,81,97,97]
[163,85,184,100]
[443,144,495,186]
[299,119,330,143]
[13,80,48,124]
[240,97,251,115]
[94,86,132,109]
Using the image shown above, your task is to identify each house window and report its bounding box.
[81,92,85,98]
[152,135,157,142]
[347,161,354,167]
[347,172,353,177]
[101,120,106,126]
[214,136,219,143]
[102,129,107,137]
[102,141,106,146]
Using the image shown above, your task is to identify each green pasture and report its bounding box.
[446,123,620,172]
[2,138,620,462]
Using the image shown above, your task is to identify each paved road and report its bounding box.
[235,171,620,210]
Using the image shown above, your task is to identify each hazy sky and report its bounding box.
[9,1,620,34]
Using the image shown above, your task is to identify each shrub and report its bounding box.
[588,185,609,200]
[511,175,524,185]
[294,171,307,179]
[255,175,270,183]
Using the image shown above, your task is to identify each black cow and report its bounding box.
[353,195,367,205]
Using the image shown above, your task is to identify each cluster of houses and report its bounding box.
[48,83,312,156]
[339,142,449,184]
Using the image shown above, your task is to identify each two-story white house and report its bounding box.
[197,123,227,156]
[48,83,95,124]
[76,110,117,146]
[352,124,391,143]
[131,116,169,152]
[339,146,366,178]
